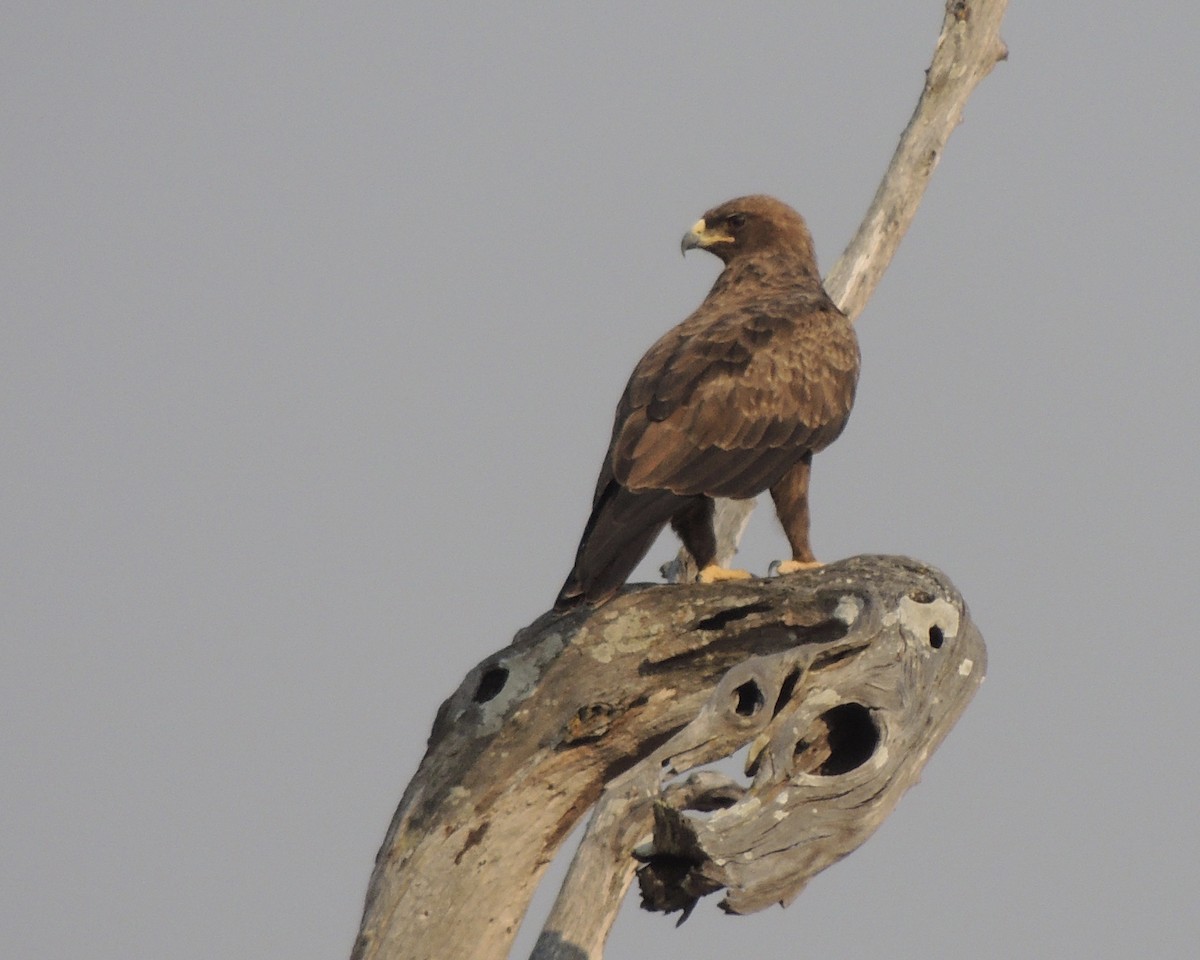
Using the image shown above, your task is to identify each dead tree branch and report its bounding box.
[352,557,986,960]
[351,4,1006,958]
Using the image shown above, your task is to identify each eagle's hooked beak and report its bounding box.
[681,219,705,256]
[681,218,733,256]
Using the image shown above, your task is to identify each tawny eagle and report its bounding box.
[555,195,859,609]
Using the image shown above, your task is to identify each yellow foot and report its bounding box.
[772,559,823,576]
[698,563,753,584]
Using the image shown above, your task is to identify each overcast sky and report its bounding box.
[5,3,1199,958]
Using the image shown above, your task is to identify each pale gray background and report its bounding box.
[5,3,1198,958]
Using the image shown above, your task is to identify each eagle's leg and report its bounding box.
[671,496,751,583]
[770,453,822,575]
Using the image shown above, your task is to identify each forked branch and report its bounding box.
[351,4,1006,959]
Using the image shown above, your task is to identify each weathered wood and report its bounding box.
[351,556,985,960]
[351,6,1007,957]
[826,0,1009,320]
[666,0,1009,583]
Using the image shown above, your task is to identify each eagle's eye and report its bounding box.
[727,213,747,230]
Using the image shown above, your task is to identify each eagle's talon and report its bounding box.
[773,559,823,576]
[698,564,753,584]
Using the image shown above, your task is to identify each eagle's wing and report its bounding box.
[609,301,858,499]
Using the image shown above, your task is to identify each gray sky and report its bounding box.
[5,3,1199,958]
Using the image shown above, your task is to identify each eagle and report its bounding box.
[555,195,859,610]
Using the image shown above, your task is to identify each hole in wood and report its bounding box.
[473,666,508,703]
[732,680,764,717]
[928,624,945,649]
[565,702,615,744]
[772,667,802,718]
[695,602,773,631]
[794,703,878,776]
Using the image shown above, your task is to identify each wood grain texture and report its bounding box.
[351,555,986,960]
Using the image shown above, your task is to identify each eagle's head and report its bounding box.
[681,194,817,269]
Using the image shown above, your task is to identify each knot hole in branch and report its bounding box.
[732,680,764,718]
[473,666,508,704]
[795,703,878,777]
[906,588,952,650]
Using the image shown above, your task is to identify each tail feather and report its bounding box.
[555,482,686,610]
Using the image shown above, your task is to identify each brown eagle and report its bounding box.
[555,195,859,610]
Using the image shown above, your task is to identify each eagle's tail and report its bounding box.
[554,483,685,610]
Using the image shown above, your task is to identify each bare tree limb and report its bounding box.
[665,0,1009,585]
[351,557,986,960]
[350,5,1006,958]
[825,0,1009,320]
[531,768,742,959]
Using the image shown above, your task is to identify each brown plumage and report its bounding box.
[555,195,859,610]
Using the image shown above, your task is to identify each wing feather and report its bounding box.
[609,296,858,499]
